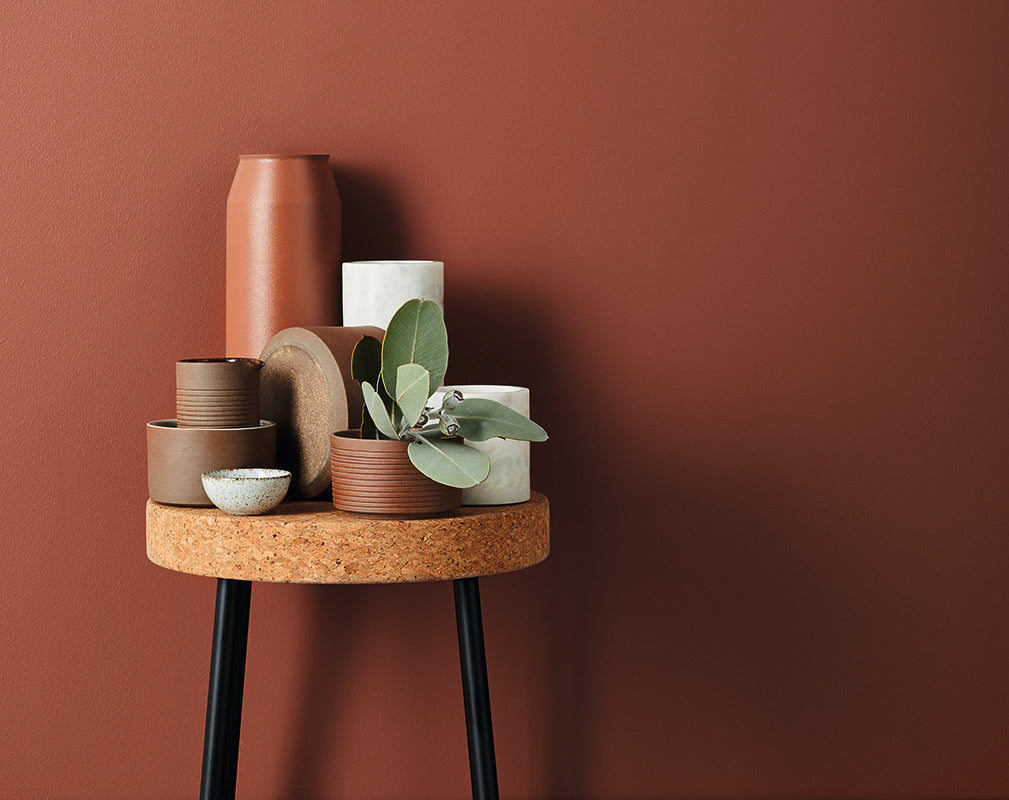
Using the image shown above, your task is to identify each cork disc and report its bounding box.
[146,492,550,584]
[260,326,383,499]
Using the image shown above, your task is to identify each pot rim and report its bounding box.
[148,419,276,431]
[436,384,528,396]
[331,430,410,451]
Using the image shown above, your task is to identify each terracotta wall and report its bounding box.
[2,2,1008,797]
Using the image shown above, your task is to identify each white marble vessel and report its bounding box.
[432,385,531,505]
[342,260,444,329]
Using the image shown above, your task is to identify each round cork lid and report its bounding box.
[260,326,383,499]
[146,492,549,584]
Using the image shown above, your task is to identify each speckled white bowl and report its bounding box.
[200,468,291,515]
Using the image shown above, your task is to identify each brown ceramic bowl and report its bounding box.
[176,358,263,428]
[147,419,276,506]
[330,430,461,516]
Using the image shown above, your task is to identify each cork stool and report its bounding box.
[146,493,550,800]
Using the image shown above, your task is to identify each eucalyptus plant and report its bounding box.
[350,298,547,488]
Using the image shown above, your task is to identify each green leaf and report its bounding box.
[362,381,397,437]
[381,299,448,396]
[408,437,490,488]
[362,381,400,440]
[351,335,382,386]
[395,363,430,429]
[451,398,548,442]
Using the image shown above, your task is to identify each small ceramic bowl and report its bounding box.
[201,468,291,516]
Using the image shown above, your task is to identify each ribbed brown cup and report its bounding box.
[331,431,461,516]
[176,358,262,428]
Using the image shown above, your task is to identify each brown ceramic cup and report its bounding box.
[176,358,263,428]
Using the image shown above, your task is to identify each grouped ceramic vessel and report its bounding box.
[331,431,462,516]
[226,154,341,359]
[147,420,277,506]
[260,325,384,499]
[342,260,444,329]
[201,468,291,515]
[432,385,532,505]
[176,358,262,428]
[148,155,538,518]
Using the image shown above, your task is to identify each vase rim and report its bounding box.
[343,260,443,266]
[238,154,329,160]
[437,384,528,395]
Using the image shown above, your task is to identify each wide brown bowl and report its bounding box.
[147,419,276,506]
[330,430,461,516]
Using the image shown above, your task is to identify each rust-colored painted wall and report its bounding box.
[3,2,1008,798]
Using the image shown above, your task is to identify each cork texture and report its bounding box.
[146,492,549,584]
[260,325,383,499]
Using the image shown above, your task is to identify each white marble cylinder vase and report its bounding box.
[342,260,444,329]
[435,385,531,506]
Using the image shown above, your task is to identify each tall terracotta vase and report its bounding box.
[226,154,341,359]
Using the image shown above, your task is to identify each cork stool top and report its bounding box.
[146,492,550,584]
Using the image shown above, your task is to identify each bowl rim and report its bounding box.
[148,419,276,431]
[201,468,291,482]
[177,357,264,366]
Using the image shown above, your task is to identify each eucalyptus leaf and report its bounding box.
[407,436,490,488]
[381,299,448,395]
[362,381,400,440]
[395,363,430,429]
[451,398,548,442]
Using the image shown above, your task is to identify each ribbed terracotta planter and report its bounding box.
[331,431,462,516]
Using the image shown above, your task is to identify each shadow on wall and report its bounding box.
[448,284,600,796]
[448,281,854,796]
[267,174,847,797]
[272,169,455,795]
[277,584,359,796]
[332,165,409,263]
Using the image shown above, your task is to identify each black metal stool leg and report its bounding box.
[200,578,252,800]
[454,577,500,800]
